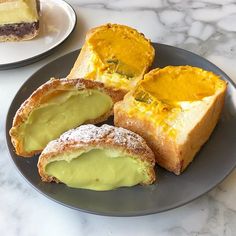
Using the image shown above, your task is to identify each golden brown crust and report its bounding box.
[38,124,156,185]
[9,78,124,157]
[114,87,227,175]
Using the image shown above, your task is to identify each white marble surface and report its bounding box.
[1,0,236,235]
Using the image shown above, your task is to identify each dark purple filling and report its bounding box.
[0,21,39,37]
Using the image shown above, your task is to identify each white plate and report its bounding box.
[0,0,76,70]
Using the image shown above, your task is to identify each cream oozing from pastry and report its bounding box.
[17,89,113,153]
[45,148,148,191]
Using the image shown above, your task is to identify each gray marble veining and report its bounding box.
[0,0,236,235]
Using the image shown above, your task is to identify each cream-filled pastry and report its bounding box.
[10,78,123,157]
[38,124,156,191]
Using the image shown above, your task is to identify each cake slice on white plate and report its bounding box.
[0,0,40,42]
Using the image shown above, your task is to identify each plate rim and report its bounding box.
[0,0,77,70]
[5,43,236,216]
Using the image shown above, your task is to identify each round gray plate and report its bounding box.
[5,43,236,216]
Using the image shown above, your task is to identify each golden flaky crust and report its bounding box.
[38,124,156,185]
[9,78,125,157]
[114,88,227,175]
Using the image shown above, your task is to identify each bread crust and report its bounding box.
[9,78,124,157]
[38,124,156,185]
[114,85,227,175]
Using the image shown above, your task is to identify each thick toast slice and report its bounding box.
[114,66,227,175]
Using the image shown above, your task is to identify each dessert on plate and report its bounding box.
[38,124,156,191]
[9,78,123,157]
[114,65,227,174]
[0,0,40,42]
[67,23,155,96]
[8,21,228,191]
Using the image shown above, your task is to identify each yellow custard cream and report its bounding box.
[0,0,38,25]
[18,89,113,153]
[45,149,147,191]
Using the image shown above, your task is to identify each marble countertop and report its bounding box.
[1,0,236,235]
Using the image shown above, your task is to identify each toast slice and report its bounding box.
[10,78,123,157]
[67,23,155,95]
[38,124,156,191]
[114,66,227,175]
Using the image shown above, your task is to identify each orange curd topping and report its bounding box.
[130,66,226,137]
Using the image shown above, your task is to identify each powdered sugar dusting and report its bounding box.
[61,124,144,148]
[60,124,109,142]
[43,124,150,154]
[75,80,86,90]
[106,125,145,150]
[42,139,63,154]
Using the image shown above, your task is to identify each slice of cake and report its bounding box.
[67,23,155,96]
[114,66,227,175]
[0,0,40,42]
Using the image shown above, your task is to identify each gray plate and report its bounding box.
[5,43,236,216]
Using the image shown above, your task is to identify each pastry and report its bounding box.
[0,0,40,42]
[114,66,227,174]
[38,124,156,191]
[10,78,123,157]
[67,23,155,95]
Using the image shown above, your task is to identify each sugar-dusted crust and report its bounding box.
[67,23,155,94]
[38,124,156,185]
[9,78,125,157]
[114,84,227,175]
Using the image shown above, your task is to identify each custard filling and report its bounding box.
[18,89,113,153]
[0,0,39,25]
[45,149,147,191]
[88,29,150,78]
[81,25,154,90]
[131,66,226,136]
